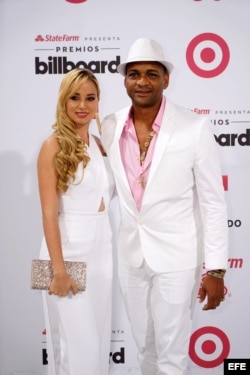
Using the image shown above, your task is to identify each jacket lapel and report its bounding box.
[107,102,176,212]
[108,109,136,208]
[146,102,176,186]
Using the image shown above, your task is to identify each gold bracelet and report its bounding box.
[207,269,226,278]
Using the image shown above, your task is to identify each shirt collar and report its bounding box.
[124,95,166,134]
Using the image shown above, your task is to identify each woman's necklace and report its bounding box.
[139,129,155,189]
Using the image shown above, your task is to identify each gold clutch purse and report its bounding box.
[30,259,87,292]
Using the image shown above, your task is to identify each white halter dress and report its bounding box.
[39,135,114,375]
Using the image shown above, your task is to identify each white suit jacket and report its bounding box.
[101,100,228,272]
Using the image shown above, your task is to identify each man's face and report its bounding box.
[124,62,169,108]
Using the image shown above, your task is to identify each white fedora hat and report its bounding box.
[117,38,174,76]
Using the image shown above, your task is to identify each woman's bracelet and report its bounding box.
[207,269,226,278]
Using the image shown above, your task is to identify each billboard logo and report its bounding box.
[42,349,48,365]
[110,347,125,364]
[215,129,250,146]
[186,33,230,78]
[35,56,120,74]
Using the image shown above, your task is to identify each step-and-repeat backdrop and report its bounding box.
[0,1,249,374]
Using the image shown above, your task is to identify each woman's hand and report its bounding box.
[49,272,78,296]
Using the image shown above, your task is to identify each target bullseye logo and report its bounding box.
[186,33,230,78]
[66,0,87,3]
[189,326,230,367]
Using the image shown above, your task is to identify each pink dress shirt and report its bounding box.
[119,96,166,211]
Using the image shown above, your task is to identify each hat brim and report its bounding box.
[117,59,174,76]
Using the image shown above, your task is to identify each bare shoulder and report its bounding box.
[37,134,60,165]
[92,134,107,156]
[39,134,60,155]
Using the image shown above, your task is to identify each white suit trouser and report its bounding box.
[119,261,201,375]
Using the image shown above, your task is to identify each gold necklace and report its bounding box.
[139,129,155,188]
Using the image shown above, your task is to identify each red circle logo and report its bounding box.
[66,0,87,3]
[186,33,230,78]
[189,326,230,367]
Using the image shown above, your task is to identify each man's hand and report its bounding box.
[199,274,225,310]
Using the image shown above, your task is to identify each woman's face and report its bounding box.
[66,79,98,129]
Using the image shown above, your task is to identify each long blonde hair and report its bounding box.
[52,68,100,193]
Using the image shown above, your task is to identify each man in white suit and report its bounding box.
[101,38,228,375]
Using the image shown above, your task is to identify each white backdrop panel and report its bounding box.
[0,1,249,374]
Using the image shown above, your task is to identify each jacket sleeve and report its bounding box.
[193,117,228,270]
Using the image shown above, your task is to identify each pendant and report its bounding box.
[139,174,146,189]
[140,151,146,163]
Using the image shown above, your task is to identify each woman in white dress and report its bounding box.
[37,68,114,375]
